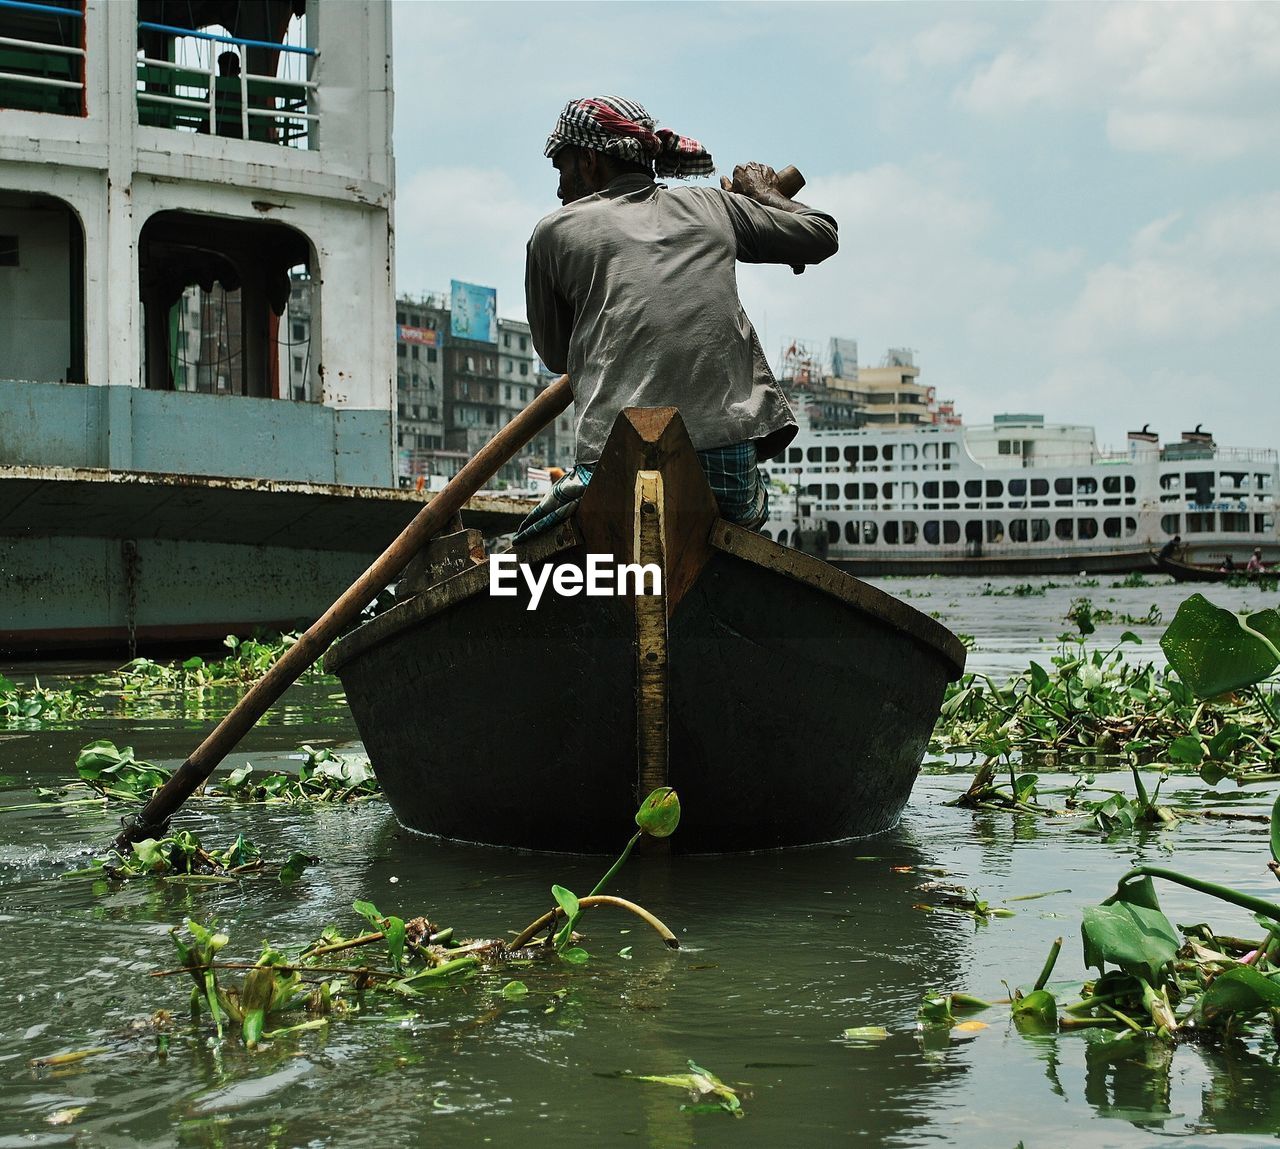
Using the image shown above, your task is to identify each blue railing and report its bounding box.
[0,0,85,116]
[135,21,317,147]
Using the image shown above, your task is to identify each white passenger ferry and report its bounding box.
[762,406,1280,575]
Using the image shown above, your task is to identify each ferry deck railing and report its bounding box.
[135,22,317,147]
[0,0,85,117]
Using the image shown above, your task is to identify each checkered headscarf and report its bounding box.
[544,95,714,179]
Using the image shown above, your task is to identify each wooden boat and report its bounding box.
[325,409,967,854]
[1153,552,1270,583]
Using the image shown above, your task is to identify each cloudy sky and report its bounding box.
[389,1,1280,452]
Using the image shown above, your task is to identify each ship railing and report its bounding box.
[135,22,317,148]
[0,0,85,117]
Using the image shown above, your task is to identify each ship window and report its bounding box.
[1186,512,1214,533]
[1125,517,1137,537]
[1124,476,1136,493]
[827,520,840,543]
[965,480,981,498]
[1256,473,1273,491]
[986,520,1004,543]
[845,483,858,499]
[998,440,1011,455]
[1031,519,1050,542]
[807,447,823,462]
[778,529,788,546]
[923,443,939,460]
[863,445,878,462]
[1078,518,1098,540]
[862,522,878,544]
[1157,474,1178,491]
[826,484,839,500]
[1077,477,1097,494]
[923,481,939,498]
[1105,476,1124,493]
[943,443,953,459]
[1105,517,1123,538]
[788,447,802,463]
[863,483,877,499]
[826,447,840,462]
[761,530,772,540]
[924,521,939,544]
[806,484,822,497]
[883,445,895,461]
[1159,514,1180,535]
[1221,512,1250,532]
[944,521,959,544]
[901,521,918,544]
[1056,519,1073,540]
[1009,519,1027,543]
[901,444,917,460]
[845,521,859,544]
[1220,471,1247,490]
[882,482,895,500]
[1054,477,1072,495]
[986,480,1003,498]
[845,446,859,463]
[884,522,899,545]
[900,481,918,502]
[1009,479,1026,496]
[1185,473,1214,503]
[944,481,959,497]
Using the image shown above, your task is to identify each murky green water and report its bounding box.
[3,574,1279,1147]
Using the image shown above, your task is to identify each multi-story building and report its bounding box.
[394,293,449,485]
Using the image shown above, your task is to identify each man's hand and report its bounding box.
[720,162,801,212]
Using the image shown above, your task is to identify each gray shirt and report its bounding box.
[525,174,838,464]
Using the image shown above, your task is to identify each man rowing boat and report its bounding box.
[516,95,838,541]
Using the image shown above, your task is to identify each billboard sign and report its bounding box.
[398,325,439,347]
[450,280,498,344]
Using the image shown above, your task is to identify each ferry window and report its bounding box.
[1031,479,1049,496]
[1056,519,1073,540]
[901,521,918,544]
[1159,514,1180,535]
[845,483,859,499]
[883,482,895,501]
[863,445,878,462]
[1105,476,1123,493]
[901,444,918,460]
[1221,512,1249,532]
[845,521,859,544]
[944,521,959,544]
[1186,512,1213,533]
[1054,477,1072,495]
[761,530,772,541]
[986,520,1004,543]
[778,529,788,546]
[883,445,895,461]
[807,447,823,462]
[806,484,822,497]
[862,522,878,544]
[1077,477,1097,494]
[923,443,939,460]
[826,447,840,462]
[944,481,959,498]
[1124,476,1136,493]
[923,482,939,499]
[1185,473,1213,503]
[788,448,802,463]
[1220,471,1246,490]
[1125,517,1137,537]
[998,440,1012,455]
[884,522,899,545]
[827,521,840,543]
[1104,518,1122,538]
[924,521,940,545]
[397,312,406,324]
[1009,520,1028,543]
[1032,519,1050,542]
[900,481,918,502]
[863,483,877,499]
[1078,519,1098,540]
[965,480,982,498]
[1256,473,1273,491]
[845,446,859,463]
[826,484,839,500]
[943,443,953,459]
[1009,479,1026,496]
[986,480,1003,498]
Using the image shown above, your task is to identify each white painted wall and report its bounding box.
[0,203,72,382]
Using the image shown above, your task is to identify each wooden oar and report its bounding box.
[111,374,574,852]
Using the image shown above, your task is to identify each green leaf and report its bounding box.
[1207,723,1244,760]
[917,991,954,1028]
[1011,989,1057,1032]
[1168,735,1206,765]
[1160,595,1280,698]
[1199,761,1227,786]
[352,900,382,930]
[278,852,314,883]
[1271,792,1280,867]
[1194,966,1280,1027]
[501,980,528,1000]
[1081,882,1179,985]
[559,946,589,965]
[384,916,406,973]
[841,1025,889,1040]
[635,787,681,838]
[1028,662,1049,694]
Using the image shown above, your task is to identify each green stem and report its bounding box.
[1108,865,1280,924]
[1034,937,1063,992]
[586,831,641,899]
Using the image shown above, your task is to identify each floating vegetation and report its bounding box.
[68,828,314,885]
[628,1061,744,1117]
[148,790,682,1048]
[0,673,96,727]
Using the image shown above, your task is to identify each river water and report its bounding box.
[2,574,1278,1147]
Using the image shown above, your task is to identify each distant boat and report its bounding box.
[765,404,1279,575]
[326,409,967,854]
[1153,553,1271,583]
